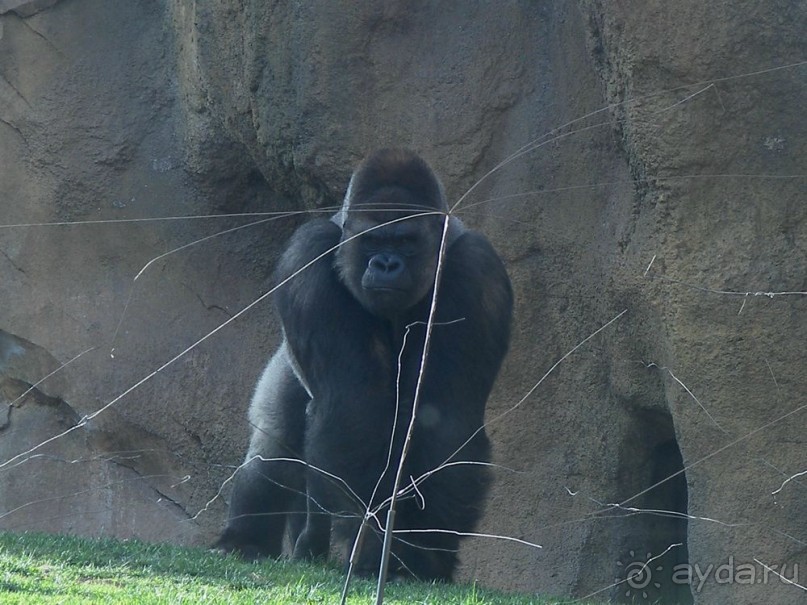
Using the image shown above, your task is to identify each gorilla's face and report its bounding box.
[335,209,442,318]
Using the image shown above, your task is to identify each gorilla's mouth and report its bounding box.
[363,285,405,293]
[362,286,413,316]
[361,275,410,293]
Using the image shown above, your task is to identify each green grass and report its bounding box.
[0,532,580,604]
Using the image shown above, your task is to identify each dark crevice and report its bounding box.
[614,410,693,605]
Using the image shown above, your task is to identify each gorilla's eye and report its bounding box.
[398,234,423,256]
[361,232,385,249]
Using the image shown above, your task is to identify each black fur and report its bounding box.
[214,149,512,581]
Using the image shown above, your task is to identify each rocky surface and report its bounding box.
[1,1,804,603]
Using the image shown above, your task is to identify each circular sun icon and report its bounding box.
[615,550,664,600]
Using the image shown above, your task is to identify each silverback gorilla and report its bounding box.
[215,149,513,581]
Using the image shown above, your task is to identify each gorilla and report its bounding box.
[215,149,512,581]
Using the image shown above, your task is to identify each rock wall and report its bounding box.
[1,1,804,603]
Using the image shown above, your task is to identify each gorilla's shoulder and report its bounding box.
[448,229,509,282]
[276,218,341,278]
[445,229,513,323]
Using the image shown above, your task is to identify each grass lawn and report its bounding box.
[0,532,586,604]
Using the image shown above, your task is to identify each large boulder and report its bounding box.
[1,1,804,603]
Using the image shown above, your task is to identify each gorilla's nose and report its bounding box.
[368,253,404,278]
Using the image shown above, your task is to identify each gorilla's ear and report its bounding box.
[445,215,466,249]
[331,171,357,229]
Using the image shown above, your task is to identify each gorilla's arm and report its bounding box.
[407,229,512,494]
[214,341,310,559]
[426,228,513,424]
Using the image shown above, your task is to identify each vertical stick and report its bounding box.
[374,214,452,605]
[340,517,369,605]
